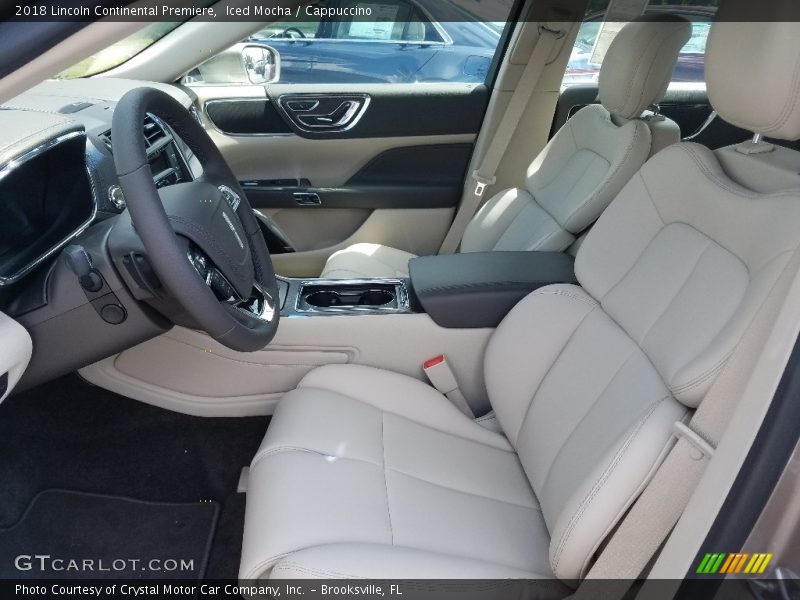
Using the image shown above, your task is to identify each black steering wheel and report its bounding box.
[112,88,279,352]
[275,26,306,39]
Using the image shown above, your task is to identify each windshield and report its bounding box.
[56,23,180,79]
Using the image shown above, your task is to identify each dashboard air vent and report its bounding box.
[143,114,170,151]
[97,130,113,153]
[97,114,170,156]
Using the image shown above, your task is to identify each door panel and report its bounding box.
[188,81,486,277]
[244,143,473,210]
[267,83,488,138]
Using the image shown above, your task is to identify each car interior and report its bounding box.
[2,0,800,595]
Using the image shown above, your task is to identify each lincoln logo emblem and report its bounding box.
[222,212,245,249]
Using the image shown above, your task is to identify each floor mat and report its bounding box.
[0,375,269,579]
[0,490,218,579]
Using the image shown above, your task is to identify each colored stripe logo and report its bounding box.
[696,553,773,574]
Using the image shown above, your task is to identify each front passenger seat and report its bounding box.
[240,11,800,585]
[321,16,692,279]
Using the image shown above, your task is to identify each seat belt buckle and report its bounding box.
[673,421,715,460]
[471,170,496,198]
[423,355,473,417]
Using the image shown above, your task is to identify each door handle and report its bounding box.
[296,101,359,129]
[294,192,322,206]
[279,94,370,133]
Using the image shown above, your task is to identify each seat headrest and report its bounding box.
[706,0,800,141]
[598,15,692,121]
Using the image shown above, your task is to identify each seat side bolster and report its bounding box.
[547,396,688,582]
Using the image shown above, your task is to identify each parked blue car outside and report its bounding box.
[246,0,508,84]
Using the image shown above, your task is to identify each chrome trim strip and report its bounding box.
[0,131,98,286]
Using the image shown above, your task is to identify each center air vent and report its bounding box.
[97,129,113,153]
[96,114,171,155]
[143,114,170,150]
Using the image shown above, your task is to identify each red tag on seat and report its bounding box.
[423,355,445,369]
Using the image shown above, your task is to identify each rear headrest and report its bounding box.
[707,0,800,141]
[599,15,692,121]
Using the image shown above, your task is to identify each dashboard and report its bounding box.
[0,131,95,285]
[0,79,204,389]
[0,79,200,289]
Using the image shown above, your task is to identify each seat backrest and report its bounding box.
[483,10,800,584]
[461,16,691,255]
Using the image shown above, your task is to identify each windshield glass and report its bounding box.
[56,23,179,79]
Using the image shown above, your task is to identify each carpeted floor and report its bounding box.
[0,490,219,579]
[0,374,269,580]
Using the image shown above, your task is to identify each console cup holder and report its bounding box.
[305,288,395,308]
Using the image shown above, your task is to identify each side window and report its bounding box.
[187,0,513,85]
[563,2,717,88]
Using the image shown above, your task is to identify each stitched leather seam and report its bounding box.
[626,28,678,119]
[760,46,800,134]
[487,193,536,252]
[563,120,645,234]
[0,122,78,157]
[272,563,366,579]
[417,280,572,296]
[550,397,666,574]
[388,466,541,512]
[381,412,395,545]
[251,445,381,468]
[244,550,293,580]
[531,288,599,308]
[607,31,661,116]
[669,349,734,397]
[515,303,599,444]
[160,334,317,369]
[558,152,609,233]
[528,227,570,252]
[295,386,515,453]
[638,237,712,346]
[539,350,638,495]
[681,144,800,200]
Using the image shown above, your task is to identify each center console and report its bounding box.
[277,277,414,316]
[277,251,576,326]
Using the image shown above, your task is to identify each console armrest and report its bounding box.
[409,252,577,328]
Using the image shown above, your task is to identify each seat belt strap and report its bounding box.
[438,23,564,255]
[574,243,800,597]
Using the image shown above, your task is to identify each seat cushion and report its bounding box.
[321,243,417,279]
[240,364,554,581]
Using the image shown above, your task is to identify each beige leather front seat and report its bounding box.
[320,16,692,279]
[240,11,800,586]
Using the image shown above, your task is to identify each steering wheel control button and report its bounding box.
[100,303,127,325]
[108,185,126,210]
[209,269,238,302]
[218,185,241,211]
